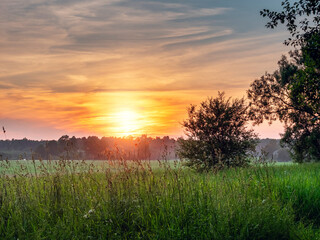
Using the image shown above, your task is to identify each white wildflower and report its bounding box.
[84,209,95,218]
[88,209,95,214]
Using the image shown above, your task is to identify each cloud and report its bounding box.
[0,0,287,138]
[0,0,236,93]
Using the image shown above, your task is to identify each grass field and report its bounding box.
[1,159,320,239]
[0,159,180,176]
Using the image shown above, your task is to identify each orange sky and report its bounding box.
[0,0,288,140]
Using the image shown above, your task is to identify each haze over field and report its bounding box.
[0,0,290,140]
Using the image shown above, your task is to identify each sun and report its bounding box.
[114,110,141,136]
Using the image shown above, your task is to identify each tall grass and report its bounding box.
[0,159,320,239]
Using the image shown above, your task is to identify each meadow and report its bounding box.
[1,159,320,239]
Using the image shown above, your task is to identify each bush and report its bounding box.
[178,92,258,172]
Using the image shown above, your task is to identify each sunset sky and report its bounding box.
[1,0,291,140]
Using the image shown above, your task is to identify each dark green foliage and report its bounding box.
[248,0,320,162]
[178,92,258,172]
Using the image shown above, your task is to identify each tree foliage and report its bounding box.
[248,0,320,162]
[261,0,320,47]
[178,92,258,172]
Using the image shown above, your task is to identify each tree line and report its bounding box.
[0,135,177,160]
[0,136,290,162]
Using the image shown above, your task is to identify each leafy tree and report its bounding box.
[47,140,58,158]
[35,144,46,159]
[136,135,151,160]
[84,136,106,159]
[248,0,320,162]
[178,92,258,172]
[261,0,320,47]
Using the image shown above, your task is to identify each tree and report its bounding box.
[260,0,320,47]
[35,144,46,159]
[84,136,106,159]
[177,92,258,172]
[248,0,320,162]
[136,135,151,160]
[47,140,58,158]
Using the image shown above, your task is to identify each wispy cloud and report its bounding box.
[0,0,287,139]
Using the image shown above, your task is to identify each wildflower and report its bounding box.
[88,209,95,214]
[84,209,95,218]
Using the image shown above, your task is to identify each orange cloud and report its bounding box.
[0,0,288,139]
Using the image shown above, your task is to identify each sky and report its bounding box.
[0,0,292,140]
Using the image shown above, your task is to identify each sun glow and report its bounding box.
[113,110,141,136]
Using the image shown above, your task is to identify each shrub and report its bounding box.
[178,92,258,172]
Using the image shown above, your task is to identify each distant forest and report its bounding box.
[0,135,177,161]
[0,135,291,162]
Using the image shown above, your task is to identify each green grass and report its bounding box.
[1,159,320,239]
[0,159,180,175]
